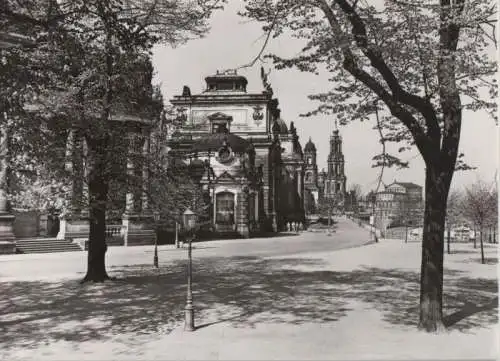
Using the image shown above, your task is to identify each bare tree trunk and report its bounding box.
[418,166,448,332]
[473,226,477,248]
[479,227,485,264]
[447,226,451,254]
[81,137,110,283]
[81,12,114,283]
[405,220,408,243]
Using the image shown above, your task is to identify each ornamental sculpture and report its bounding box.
[253,105,264,125]
[176,107,187,123]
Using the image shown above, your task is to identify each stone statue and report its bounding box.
[182,86,191,97]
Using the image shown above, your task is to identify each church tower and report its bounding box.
[304,137,318,186]
[325,121,346,201]
[304,138,319,214]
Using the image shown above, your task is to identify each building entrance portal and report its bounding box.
[216,191,235,232]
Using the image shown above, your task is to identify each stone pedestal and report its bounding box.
[271,212,278,233]
[122,213,156,246]
[0,213,16,254]
[57,214,89,241]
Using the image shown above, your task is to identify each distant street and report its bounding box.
[190,217,372,258]
[0,217,371,281]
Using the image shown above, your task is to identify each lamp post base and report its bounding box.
[184,304,195,331]
[153,251,159,268]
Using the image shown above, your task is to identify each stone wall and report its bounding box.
[13,211,39,238]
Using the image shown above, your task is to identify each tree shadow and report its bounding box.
[443,297,498,329]
[472,257,498,265]
[450,249,476,254]
[0,255,497,351]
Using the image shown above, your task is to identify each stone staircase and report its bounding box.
[15,238,83,254]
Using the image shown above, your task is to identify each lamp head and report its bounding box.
[183,208,197,231]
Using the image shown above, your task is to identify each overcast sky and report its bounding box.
[152,0,498,194]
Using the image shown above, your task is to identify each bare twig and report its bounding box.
[233,10,280,71]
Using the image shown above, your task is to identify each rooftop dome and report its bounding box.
[304,137,316,152]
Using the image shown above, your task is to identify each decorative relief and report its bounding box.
[252,105,264,126]
[217,140,235,165]
[176,107,188,124]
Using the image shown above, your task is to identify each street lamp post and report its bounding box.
[182,152,208,332]
[175,222,179,248]
[153,236,159,268]
[183,208,197,332]
[152,212,161,268]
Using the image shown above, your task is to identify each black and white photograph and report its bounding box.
[0,0,498,359]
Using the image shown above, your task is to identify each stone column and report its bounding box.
[122,133,136,246]
[125,134,136,215]
[122,129,155,246]
[57,128,88,242]
[141,129,150,213]
[296,167,304,221]
[0,115,15,254]
[271,168,278,232]
[254,192,259,222]
[72,129,84,214]
[237,188,249,238]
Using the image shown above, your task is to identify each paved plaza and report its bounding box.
[0,218,498,360]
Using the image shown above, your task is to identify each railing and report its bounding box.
[106,225,126,238]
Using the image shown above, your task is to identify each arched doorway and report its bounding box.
[215,191,235,232]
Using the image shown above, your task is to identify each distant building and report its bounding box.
[303,138,319,214]
[169,69,306,237]
[374,181,423,232]
[303,122,348,216]
[324,123,347,203]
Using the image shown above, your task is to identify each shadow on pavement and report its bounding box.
[0,255,497,350]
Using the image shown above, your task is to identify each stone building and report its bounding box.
[0,31,35,254]
[57,114,156,247]
[374,181,423,232]
[303,138,319,215]
[302,124,348,216]
[169,69,306,237]
[323,123,347,203]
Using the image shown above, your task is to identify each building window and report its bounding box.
[212,123,229,133]
[305,172,312,182]
[308,157,312,165]
[216,192,235,225]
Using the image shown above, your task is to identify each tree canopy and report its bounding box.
[241,0,497,333]
[241,0,496,169]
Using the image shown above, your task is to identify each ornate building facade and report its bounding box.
[303,123,348,215]
[324,124,347,202]
[375,181,423,233]
[303,138,319,215]
[169,69,306,237]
